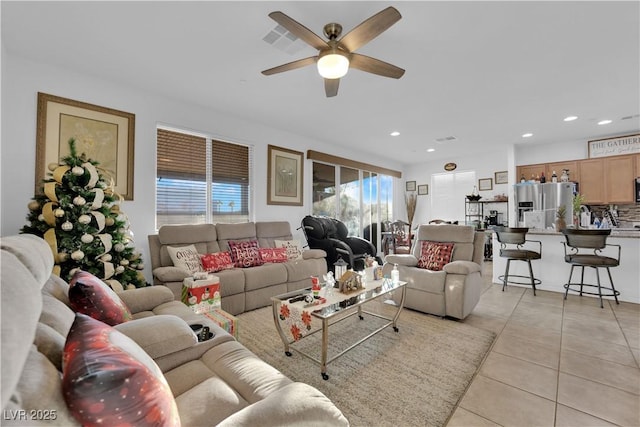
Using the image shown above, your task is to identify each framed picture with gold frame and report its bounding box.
[494,170,508,184]
[267,144,304,206]
[36,92,136,200]
[478,178,493,191]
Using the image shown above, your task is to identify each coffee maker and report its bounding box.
[487,210,501,226]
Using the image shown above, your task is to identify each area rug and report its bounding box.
[237,302,495,427]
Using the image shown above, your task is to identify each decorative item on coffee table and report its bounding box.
[338,270,364,293]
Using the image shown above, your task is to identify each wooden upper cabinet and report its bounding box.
[546,161,579,183]
[579,158,605,204]
[605,156,636,204]
[636,154,640,177]
[516,164,545,182]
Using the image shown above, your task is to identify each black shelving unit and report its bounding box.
[464,200,509,227]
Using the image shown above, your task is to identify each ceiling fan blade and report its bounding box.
[349,53,405,79]
[324,78,339,97]
[268,11,329,51]
[261,56,317,75]
[338,6,401,53]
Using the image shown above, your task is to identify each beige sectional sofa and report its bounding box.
[149,221,327,315]
[383,224,485,319]
[1,234,348,426]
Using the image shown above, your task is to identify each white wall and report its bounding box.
[402,149,511,225]
[0,51,403,283]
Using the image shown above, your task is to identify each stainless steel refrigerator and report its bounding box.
[514,182,575,228]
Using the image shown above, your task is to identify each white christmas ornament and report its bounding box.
[114,243,125,252]
[71,166,85,176]
[101,254,113,262]
[61,221,73,231]
[136,263,145,270]
[73,196,86,206]
[71,250,85,261]
[120,259,129,266]
[81,234,94,243]
[78,215,91,225]
[38,214,45,222]
[115,266,125,274]
[54,208,65,218]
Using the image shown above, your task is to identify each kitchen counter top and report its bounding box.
[524,228,640,238]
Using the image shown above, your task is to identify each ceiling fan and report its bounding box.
[261,6,405,97]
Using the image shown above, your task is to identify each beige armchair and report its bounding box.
[383,224,485,319]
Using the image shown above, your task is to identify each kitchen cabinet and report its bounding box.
[546,161,580,183]
[605,156,636,204]
[516,164,545,182]
[635,154,640,177]
[579,159,605,204]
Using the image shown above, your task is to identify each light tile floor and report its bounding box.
[447,262,640,427]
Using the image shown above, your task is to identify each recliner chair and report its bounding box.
[302,215,379,272]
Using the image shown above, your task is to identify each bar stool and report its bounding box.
[495,227,542,295]
[561,229,620,308]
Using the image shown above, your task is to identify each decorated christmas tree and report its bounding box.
[22,138,147,289]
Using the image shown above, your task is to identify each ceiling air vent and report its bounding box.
[262,24,307,55]
[435,136,457,144]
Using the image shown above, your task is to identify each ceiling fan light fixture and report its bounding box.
[317,50,349,79]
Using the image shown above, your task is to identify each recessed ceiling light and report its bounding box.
[597,119,612,125]
[390,131,400,136]
[522,133,533,138]
[563,116,578,122]
[427,148,435,152]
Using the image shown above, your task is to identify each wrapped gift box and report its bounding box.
[182,275,221,314]
[203,309,238,338]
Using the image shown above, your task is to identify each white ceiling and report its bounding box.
[2,1,639,165]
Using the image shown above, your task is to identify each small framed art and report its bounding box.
[406,181,416,192]
[417,184,428,195]
[478,178,493,191]
[267,144,304,206]
[494,171,508,184]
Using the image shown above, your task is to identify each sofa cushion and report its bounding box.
[216,222,257,252]
[62,313,180,426]
[255,221,294,248]
[68,270,132,326]
[443,260,482,275]
[274,239,303,260]
[243,263,288,292]
[201,251,235,272]
[417,241,454,271]
[259,247,288,263]
[228,240,264,268]
[167,244,203,274]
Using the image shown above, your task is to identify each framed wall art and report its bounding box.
[405,181,416,192]
[267,144,304,206]
[494,170,508,184]
[417,184,429,195]
[478,178,493,191]
[36,92,136,200]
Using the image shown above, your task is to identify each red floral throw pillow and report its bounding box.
[68,270,132,326]
[62,313,180,427]
[228,240,264,268]
[417,241,455,271]
[201,251,234,272]
[259,247,289,263]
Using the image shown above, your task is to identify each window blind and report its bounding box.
[156,128,251,227]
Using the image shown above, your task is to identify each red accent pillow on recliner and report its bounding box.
[68,270,132,326]
[62,313,180,426]
[417,241,455,271]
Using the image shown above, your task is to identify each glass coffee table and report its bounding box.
[271,278,406,380]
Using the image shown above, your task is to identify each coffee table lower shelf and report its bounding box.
[271,281,406,380]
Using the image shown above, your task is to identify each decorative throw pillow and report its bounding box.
[62,313,180,427]
[167,244,203,274]
[201,251,235,272]
[274,239,303,260]
[228,240,264,268]
[417,241,455,271]
[259,247,289,263]
[68,270,132,326]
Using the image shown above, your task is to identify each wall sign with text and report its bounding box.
[588,134,639,158]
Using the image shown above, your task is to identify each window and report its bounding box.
[430,171,475,223]
[156,128,252,228]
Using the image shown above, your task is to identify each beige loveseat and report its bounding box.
[383,224,485,319]
[1,234,348,426]
[149,221,327,315]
